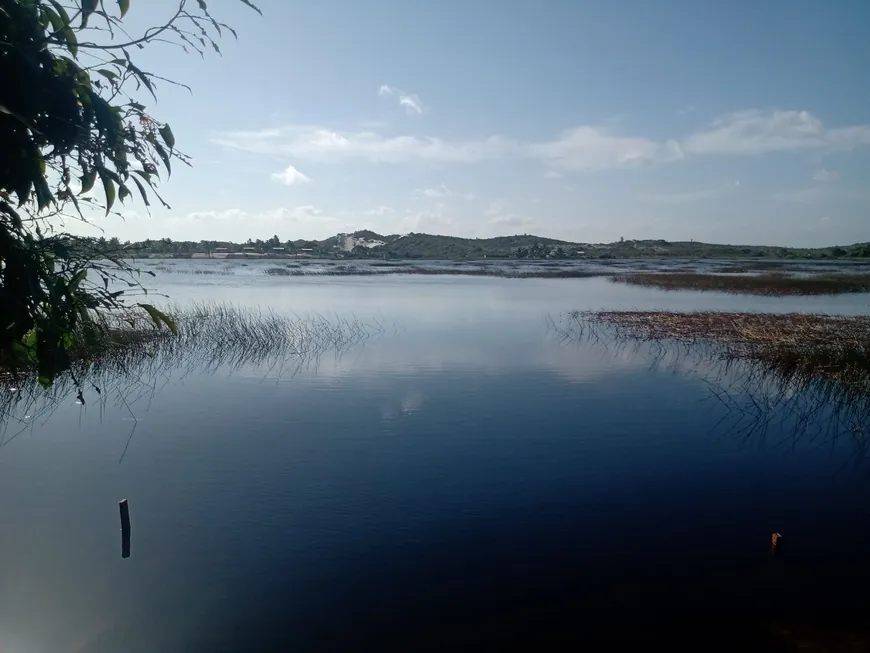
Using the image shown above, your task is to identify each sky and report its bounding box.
[73,0,870,246]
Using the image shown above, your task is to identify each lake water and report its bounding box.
[2,262,870,651]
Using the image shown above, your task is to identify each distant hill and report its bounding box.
[327,232,870,261]
[100,232,870,260]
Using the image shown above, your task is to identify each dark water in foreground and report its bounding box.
[1,272,870,651]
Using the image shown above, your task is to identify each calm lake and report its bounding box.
[2,260,870,651]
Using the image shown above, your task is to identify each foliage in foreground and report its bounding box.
[0,0,259,385]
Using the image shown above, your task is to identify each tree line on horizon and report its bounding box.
[84,232,870,261]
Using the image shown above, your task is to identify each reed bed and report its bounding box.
[2,303,381,387]
[610,272,870,295]
[567,310,870,392]
[263,266,605,279]
[548,310,870,443]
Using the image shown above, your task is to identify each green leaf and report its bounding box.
[63,22,78,58]
[23,330,38,351]
[197,0,207,9]
[96,69,118,81]
[118,0,131,18]
[238,0,263,15]
[80,167,97,195]
[133,168,157,182]
[130,175,151,207]
[43,4,76,56]
[152,142,172,176]
[48,1,72,26]
[159,123,175,150]
[81,0,98,27]
[34,176,53,212]
[43,6,64,31]
[98,169,116,214]
[125,60,157,101]
[71,270,87,288]
[138,303,178,335]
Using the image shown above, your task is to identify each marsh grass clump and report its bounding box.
[0,304,382,443]
[568,311,870,393]
[0,304,381,386]
[265,266,293,276]
[154,266,234,276]
[548,310,870,444]
[710,261,790,273]
[259,265,607,279]
[611,272,870,296]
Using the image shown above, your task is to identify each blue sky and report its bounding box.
[80,0,870,246]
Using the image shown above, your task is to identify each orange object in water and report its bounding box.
[771,532,783,554]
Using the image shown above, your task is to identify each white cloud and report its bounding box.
[361,205,394,216]
[270,164,311,185]
[176,206,337,225]
[543,170,562,179]
[530,126,683,170]
[682,109,870,155]
[215,124,678,169]
[379,85,427,115]
[639,180,740,204]
[215,125,510,163]
[813,168,839,183]
[215,109,870,172]
[416,184,474,200]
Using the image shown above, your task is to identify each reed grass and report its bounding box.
[567,310,870,392]
[262,266,605,279]
[0,304,382,450]
[548,310,870,443]
[1,304,381,385]
[610,272,870,295]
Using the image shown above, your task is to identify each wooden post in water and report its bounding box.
[120,499,131,559]
[771,532,783,555]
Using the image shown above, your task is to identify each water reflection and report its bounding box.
[0,306,382,452]
[547,311,870,461]
[2,281,870,652]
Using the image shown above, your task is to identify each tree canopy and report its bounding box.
[0,0,259,384]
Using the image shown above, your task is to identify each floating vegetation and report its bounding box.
[563,310,870,389]
[548,310,870,443]
[610,272,870,296]
[264,266,293,276]
[260,266,606,279]
[153,266,235,276]
[710,261,789,273]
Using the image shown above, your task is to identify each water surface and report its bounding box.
[1,269,869,651]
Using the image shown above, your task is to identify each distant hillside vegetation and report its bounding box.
[338,232,870,261]
[92,232,870,260]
